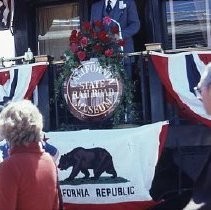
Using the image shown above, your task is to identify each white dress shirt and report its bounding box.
[105,0,117,9]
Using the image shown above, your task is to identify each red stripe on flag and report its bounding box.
[24,64,47,99]
[158,124,168,159]
[63,200,161,210]
[198,54,211,65]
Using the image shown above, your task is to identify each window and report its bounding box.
[0,0,14,59]
[37,2,80,61]
[165,0,211,49]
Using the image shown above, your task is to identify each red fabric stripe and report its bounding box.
[63,200,160,210]
[198,54,211,64]
[0,71,10,85]
[24,64,47,99]
[158,124,168,159]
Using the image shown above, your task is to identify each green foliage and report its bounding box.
[54,17,135,126]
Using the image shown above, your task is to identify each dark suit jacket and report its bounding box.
[90,0,140,54]
[183,154,211,210]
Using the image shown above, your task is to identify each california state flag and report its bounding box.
[46,121,169,210]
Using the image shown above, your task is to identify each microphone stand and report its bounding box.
[110,18,123,52]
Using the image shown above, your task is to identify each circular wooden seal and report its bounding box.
[64,59,123,121]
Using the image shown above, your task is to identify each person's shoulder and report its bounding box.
[0,155,17,173]
[41,152,57,168]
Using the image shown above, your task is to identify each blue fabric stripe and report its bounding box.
[185,54,201,94]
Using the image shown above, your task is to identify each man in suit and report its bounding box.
[91,0,140,123]
[90,0,140,79]
[91,0,140,56]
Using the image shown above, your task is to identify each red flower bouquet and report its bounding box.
[67,16,125,64]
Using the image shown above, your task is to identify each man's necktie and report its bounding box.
[106,0,112,14]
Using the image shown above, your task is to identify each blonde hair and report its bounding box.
[0,100,43,147]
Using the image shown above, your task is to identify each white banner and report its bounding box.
[46,121,168,204]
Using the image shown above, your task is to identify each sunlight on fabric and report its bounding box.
[0,30,15,58]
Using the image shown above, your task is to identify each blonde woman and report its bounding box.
[0,100,60,210]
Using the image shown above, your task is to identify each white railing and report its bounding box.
[0,48,34,67]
